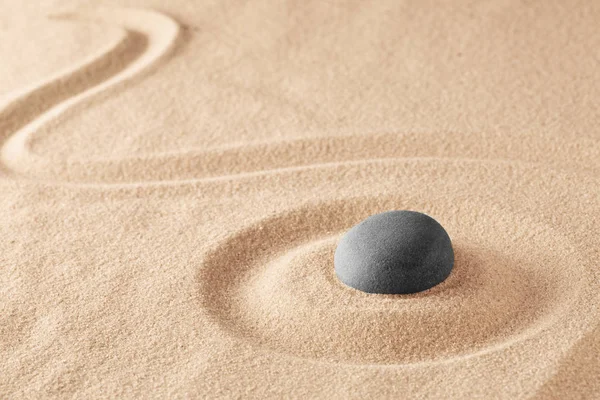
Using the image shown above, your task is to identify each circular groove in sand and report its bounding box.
[199,186,590,366]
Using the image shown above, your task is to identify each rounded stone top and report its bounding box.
[334,210,454,294]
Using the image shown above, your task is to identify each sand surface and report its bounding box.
[1,1,599,398]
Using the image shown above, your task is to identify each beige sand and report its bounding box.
[0,1,599,398]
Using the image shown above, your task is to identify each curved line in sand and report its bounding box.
[67,130,600,181]
[198,187,592,367]
[6,128,600,185]
[0,156,595,196]
[0,7,180,177]
[0,9,595,186]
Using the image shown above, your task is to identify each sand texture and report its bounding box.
[0,1,599,398]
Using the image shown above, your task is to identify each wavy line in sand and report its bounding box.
[6,128,600,185]
[0,7,180,178]
[0,10,596,185]
[197,159,597,367]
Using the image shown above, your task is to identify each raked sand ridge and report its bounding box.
[0,1,599,398]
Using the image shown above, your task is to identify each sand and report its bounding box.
[0,1,598,398]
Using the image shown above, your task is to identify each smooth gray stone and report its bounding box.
[334,210,454,294]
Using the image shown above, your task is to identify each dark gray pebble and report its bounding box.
[334,210,454,294]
